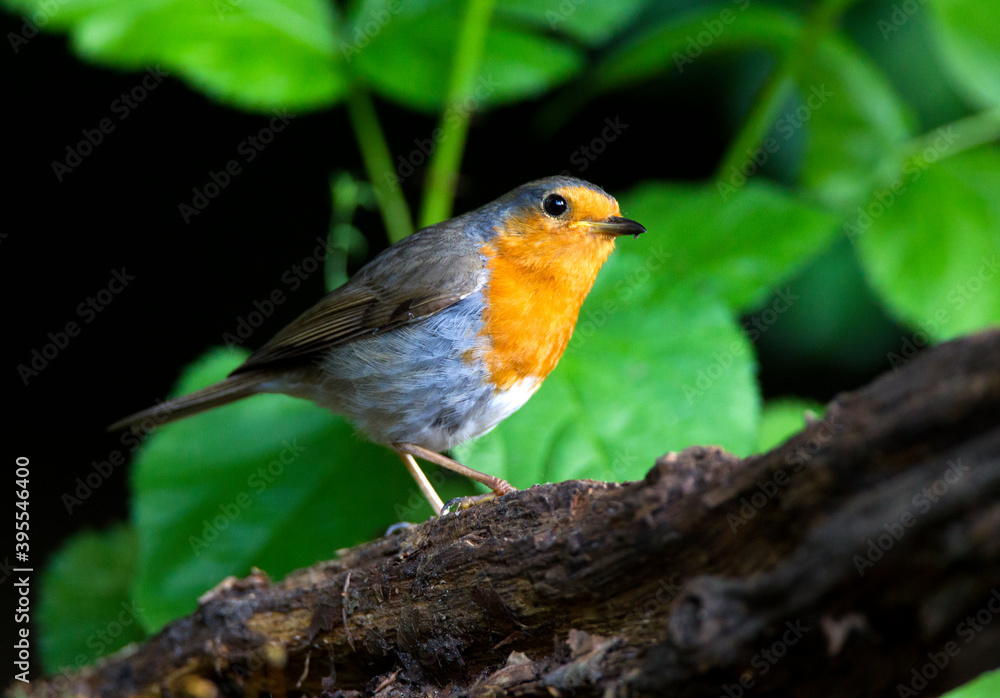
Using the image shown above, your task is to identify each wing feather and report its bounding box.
[232,221,487,374]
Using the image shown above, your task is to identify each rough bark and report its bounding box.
[18,329,1000,698]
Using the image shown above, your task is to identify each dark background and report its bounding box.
[3,10,905,683]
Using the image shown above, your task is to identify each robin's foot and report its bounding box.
[393,442,517,514]
[441,492,500,514]
[384,521,415,536]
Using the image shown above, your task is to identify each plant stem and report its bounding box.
[902,106,1000,167]
[419,0,495,227]
[714,0,858,181]
[346,87,414,243]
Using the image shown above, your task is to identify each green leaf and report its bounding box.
[480,28,582,103]
[756,399,823,453]
[457,235,762,486]
[930,0,1000,107]
[796,38,913,210]
[751,239,903,374]
[496,0,646,46]
[855,148,1000,340]
[131,347,466,631]
[39,526,146,672]
[591,6,911,209]
[351,1,582,111]
[621,180,840,311]
[943,669,1000,698]
[6,0,344,111]
[849,1,969,128]
[591,5,798,90]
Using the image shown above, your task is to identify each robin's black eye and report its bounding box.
[543,193,568,217]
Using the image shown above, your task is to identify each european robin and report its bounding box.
[111,176,645,513]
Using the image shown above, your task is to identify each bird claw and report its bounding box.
[384,521,415,536]
[440,493,498,515]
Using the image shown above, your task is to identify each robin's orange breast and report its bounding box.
[476,210,619,392]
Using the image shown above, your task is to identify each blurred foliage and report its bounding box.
[944,669,1000,698]
[756,398,824,453]
[38,526,146,672]
[13,0,999,687]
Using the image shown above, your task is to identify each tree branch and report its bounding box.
[19,329,1000,697]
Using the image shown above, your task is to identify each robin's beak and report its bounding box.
[587,216,647,239]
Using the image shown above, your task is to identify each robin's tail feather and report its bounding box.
[107,372,268,432]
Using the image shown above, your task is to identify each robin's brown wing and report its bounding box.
[231,221,487,375]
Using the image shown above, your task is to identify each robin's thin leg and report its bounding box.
[393,442,517,496]
[396,451,445,514]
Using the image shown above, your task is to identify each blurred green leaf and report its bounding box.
[756,399,823,453]
[591,5,799,90]
[326,172,373,291]
[847,1,969,128]
[752,239,901,374]
[943,669,1000,698]
[351,2,582,111]
[39,526,146,672]
[796,37,913,210]
[457,283,760,485]
[622,180,840,311]
[592,6,912,209]
[479,28,582,103]
[325,223,369,292]
[930,0,1000,107]
[6,0,344,111]
[497,0,646,45]
[4,0,131,30]
[131,348,468,630]
[855,148,1000,340]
